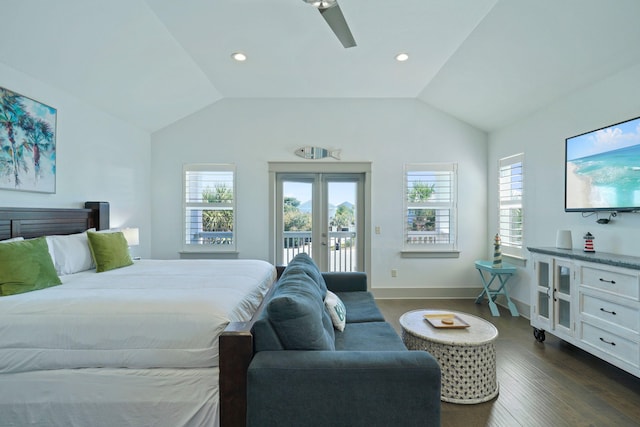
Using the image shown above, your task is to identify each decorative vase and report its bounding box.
[556,230,572,250]
[492,234,502,268]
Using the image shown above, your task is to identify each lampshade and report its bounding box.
[121,228,139,247]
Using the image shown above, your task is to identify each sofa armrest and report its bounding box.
[321,271,367,292]
[247,350,441,427]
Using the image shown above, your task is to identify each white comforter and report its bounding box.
[0,259,275,374]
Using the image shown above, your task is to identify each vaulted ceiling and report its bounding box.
[2,1,639,133]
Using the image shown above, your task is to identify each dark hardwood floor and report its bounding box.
[376,299,640,427]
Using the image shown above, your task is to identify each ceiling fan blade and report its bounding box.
[319,3,356,48]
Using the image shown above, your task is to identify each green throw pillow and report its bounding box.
[87,231,133,273]
[0,237,62,296]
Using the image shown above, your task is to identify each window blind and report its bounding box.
[498,154,524,251]
[183,164,236,251]
[404,163,457,250]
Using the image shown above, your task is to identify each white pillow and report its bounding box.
[46,230,96,275]
[45,237,57,266]
[0,237,24,243]
[324,290,347,332]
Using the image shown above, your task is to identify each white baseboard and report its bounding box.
[371,287,530,320]
[372,287,481,299]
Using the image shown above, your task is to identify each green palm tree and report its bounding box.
[19,115,55,183]
[284,197,311,231]
[202,185,234,231]
[408,182,436,231]
[0,88,28,186]
[331,205,354,229]
[408,181,435,202]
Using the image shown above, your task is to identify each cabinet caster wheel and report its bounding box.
[533,328,546,343]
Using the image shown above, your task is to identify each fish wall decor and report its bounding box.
[294,146,341,160]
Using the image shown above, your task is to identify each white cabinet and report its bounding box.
[529,248,640,378]
[578,264,639,375]
[531,255,552,336]
[531,255,575,342]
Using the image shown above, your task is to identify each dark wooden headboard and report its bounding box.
[0,201,109,240]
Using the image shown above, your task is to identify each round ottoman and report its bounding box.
[399,309,499,404]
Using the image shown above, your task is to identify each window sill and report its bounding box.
[401,250,460,259]
[502,253,527,267]
[179,250,239,254]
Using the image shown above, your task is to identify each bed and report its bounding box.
[0,204,276,427]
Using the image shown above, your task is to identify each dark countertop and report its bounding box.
[527,247,640,271]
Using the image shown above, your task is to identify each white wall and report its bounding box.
[0,62,152,258]
[151,98,488,294]
[488,62,640,307]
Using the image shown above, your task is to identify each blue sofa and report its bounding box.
[246,254,441,427]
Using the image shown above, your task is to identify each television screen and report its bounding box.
[565,115,640,212]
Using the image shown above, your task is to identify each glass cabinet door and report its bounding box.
[531,256,553,334]
[554,260,573,335]
[535,259,551,323]
[531,254,575,343]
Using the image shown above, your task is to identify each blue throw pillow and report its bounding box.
[267,269,335,351]
[286,253,328,298]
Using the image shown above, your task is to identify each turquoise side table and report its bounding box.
[474,260,518,317]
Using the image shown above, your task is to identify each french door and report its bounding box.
[274,172,364,272]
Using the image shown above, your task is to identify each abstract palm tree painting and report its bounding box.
[0,86,57,193]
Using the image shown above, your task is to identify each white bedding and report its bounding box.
[0,259,276,374]
[0,367,219,427]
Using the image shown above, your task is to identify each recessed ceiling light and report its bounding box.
[231,52,247,62]
[395,53,409,62]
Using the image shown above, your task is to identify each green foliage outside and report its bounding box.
[283,197,356,232]
[282,197,357,250]
[409,209,436,231]
[407,181,435,202]
[331,204,355,230]
[284,197,311,231]
[408,181,436,231]
[202,185,233,231]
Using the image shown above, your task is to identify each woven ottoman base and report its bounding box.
[403,331,498,404]
[400,310,499,405]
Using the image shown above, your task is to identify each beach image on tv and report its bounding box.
[566,116,640,210]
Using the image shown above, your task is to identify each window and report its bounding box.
[498,154,524,257]
[183,163,236,252]
[404,163,457,252]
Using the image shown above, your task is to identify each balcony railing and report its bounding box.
[283,230,357,272]
[191,231,233,245]
[405,231,450,244]
[189,230,358,272]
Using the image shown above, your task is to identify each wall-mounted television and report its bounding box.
[565,115,640,212]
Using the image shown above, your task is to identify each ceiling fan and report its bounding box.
[303,0,356,48]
